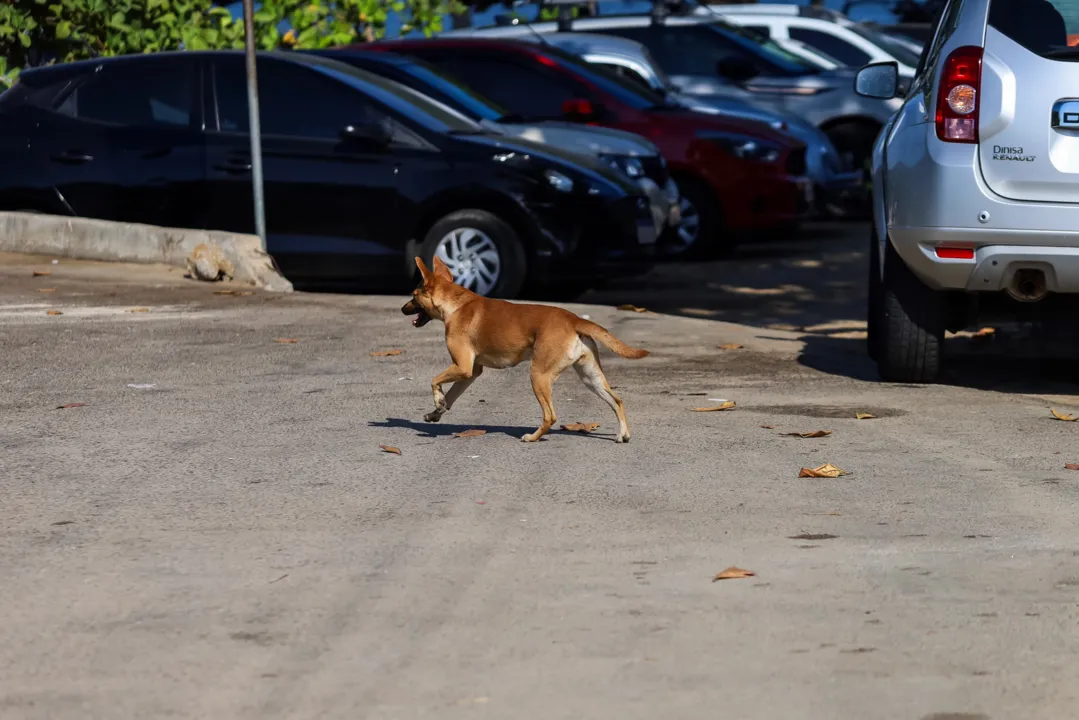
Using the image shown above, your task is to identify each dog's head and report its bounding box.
[401,256,455,328]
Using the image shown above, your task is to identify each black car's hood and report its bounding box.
[449,132,643,195]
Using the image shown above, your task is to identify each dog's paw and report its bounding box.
[615,434,630,444]
[520,432,540,443]
[424,411,444,423]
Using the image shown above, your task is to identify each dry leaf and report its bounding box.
[454,429,487,438]
[855,412,876,420]
[379,444,401,455]
[691,401,736,412]
[213,289,237,295]
[32,270,51,277]
[274,338,299,344]
[617,304,648,313]
[784,430,832,438]
[370,349,403,357]
[128,307,149,313]
[46,309,62,316]
[1050,408,1079,422]
[713,566,756,581]
[971,327,996,341]
[718,343,744,350]
[561,422,600,433]
[1065,463,1079,471]
[38,288,56,293]
[238,291,255,296]
[56,403,87,410]
[760,424,776,429]
[798,463,850,478]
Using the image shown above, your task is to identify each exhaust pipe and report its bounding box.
[1006,268,1048,302]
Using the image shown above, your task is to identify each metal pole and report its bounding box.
[242,0,267,251]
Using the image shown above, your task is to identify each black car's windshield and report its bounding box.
[309,59,485,134]
[395,60,514,122]
[989,0,1079,58]
[701,20,822,75]
[848,24,923,66]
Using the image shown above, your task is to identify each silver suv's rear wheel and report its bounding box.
[875,242,944,383]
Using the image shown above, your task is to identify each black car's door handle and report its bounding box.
[212,159,252,174]
[51,151,94,164]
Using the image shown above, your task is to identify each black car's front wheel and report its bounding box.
[420,210,527,299]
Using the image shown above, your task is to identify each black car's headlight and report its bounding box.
[598,154,646,180]
[700,132,783,163]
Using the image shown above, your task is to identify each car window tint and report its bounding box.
[214,57,384,139]
[604,25,772,76]
[65,60,193,127]
[788,27,873,66]
[418,54,582,120]
[745,25,771,38]
[989,0,1077,56]
[593,62,653,90]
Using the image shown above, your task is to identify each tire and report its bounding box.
[419,209,527,299]
[876,241,944,383]
[867,227,884,361]
[662,177,727,259]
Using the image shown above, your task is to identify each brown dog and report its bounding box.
[401,257,649,443]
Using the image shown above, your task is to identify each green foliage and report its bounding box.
[0,0,465,78]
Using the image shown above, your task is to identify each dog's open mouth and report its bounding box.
[412,309,430,328]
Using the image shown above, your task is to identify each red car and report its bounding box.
[361,37,811,257]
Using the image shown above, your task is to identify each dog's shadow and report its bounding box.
[369,417,618,442]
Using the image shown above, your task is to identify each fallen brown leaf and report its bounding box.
[56,403,86,410]
[1050,408,1079,422]
[971,326,996,340]
[784,430,832,438]
[617,304,648,313]
[561,422,600,433]
[32,270,51,277]
[127,307,149,313]
[46,309,62,316]
[38,288,56,293]
[454,429,487,438]
[370,349,403,357]
[760,424,776,429]
[691,401,736,412]
[238,291,255,296]
[855,412,876,420]
[713,566,756,581]
[1065,463,1079,471]
[274,338,300,344]
[379,444,401,455]
[718,343,744,350]
[213,289,237,295]
[798,463,850,478]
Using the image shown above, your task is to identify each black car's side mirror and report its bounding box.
[854,61,900,100]
[340,122,392,148]
[715,57,759,84]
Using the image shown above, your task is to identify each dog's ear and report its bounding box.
[415,256,432,284]
[432,256,454,284]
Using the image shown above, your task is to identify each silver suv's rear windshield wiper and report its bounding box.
[1042,47,1079,59]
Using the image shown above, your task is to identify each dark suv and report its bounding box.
[0,51,657,297]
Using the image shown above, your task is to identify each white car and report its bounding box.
[697,4,923,79]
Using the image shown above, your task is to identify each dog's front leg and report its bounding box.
[426,363,475,422]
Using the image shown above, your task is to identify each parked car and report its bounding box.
[700,4,922,80]
[855,0,1079,382]
[305,48,680,243]
[0,51,658,297]
[445,14,902,179]
[526,31,864,216]
[367,37,812,257]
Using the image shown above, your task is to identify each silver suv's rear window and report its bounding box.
[988,0,1079,56]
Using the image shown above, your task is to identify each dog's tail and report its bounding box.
[575,319,649,359]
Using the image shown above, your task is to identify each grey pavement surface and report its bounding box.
[3,227,1079,720]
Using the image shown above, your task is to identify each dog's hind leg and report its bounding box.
[522,368,557,443]
[573,338,631,443]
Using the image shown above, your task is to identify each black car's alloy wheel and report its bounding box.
[420,210,527,299]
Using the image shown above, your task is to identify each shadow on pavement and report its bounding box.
[369,418,620,442]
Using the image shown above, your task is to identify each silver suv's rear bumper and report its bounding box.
[884,137,1079,293]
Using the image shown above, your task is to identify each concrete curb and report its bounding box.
[0,212,293,292]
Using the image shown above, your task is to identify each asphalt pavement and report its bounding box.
[2,225,1079,720]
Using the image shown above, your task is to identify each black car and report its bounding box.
[0,51,658,297]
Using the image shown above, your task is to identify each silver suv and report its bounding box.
[856,0,1079,382]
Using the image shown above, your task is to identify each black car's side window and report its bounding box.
[787,27,872,67]
[421,54,584,120]
[213,58,392,141]
[56,61,194,128]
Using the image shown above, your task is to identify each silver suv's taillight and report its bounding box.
[936,46,983,144]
